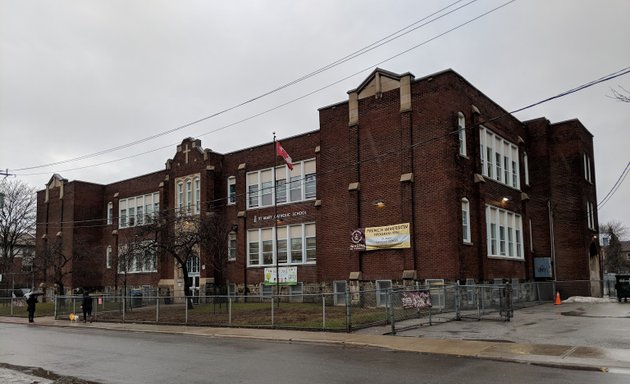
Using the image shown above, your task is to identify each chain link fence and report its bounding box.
[0,280,618,331]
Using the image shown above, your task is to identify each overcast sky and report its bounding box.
[1,0,629,234]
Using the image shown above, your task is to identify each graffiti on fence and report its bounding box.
[401,290,432,309]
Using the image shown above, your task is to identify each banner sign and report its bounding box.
[264,266,298,286]
[350,223,411,251]
[401,290,432,309]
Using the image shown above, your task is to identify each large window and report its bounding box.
[119,192,159,229]
[117,244,157,273]
[486,205,524,259]
[175,175,201,215]
[479,126,520,189]
[247,223,316,267]
[246,159,316,209]
[462,198,471,244]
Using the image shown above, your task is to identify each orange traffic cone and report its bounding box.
[554,292,561,305]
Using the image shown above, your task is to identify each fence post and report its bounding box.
[345,287,351,333]
[185,295,188,325]
[389,289,396,335]
[271,295,275,328]
[455,285,461,321]
[54,295,57,319]
[122,293,126,323]
[228,296,232,326]
[156,296,159,324]
[322,293,326,331]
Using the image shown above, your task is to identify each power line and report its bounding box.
[11,0,480,173]
[597,161,630,209]
[15,0,517,177]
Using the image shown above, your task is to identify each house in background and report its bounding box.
[35,68,600,299]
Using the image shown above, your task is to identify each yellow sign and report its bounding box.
[365,223,410,250]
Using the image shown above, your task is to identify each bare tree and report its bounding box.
[0,179,36,275]
[608,86,630,103]
[112,231,159,295]
[136,210,229,309]
[600,221,629,274]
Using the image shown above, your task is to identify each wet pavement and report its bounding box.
[1,299,630,382]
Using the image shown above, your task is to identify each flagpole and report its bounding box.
[273,132,279,306]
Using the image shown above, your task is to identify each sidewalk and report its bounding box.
[2,301,630,375]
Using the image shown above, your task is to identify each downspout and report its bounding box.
[548,200,557,281]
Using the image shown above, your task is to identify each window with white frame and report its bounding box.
[479,126,520,189]
[227,176,236,205]
[107,202,113,225]
[458,112,466,156]
[246,159,316,209]
[247,223,316,267]
[583,153,593,183]
[118,192,159,229]
[175,174,201,215]
[586,201,595,230]
[106,245,112,269]
[485,205,524,259]
[117,244,157,273]
[462,198,471,244]
[228,232,237,261]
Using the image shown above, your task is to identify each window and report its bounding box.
[462,198,471,244]
[186,255,200,274]
[175,174,201,216]
[117,243,157,273]
[107,202,113,225]
[485,205,524,259]
[246,223,317,267]
[118,193,159,228]
[523,152,529,186]
[290,282,304,303]
[106,245,112,269]
[305,224,316,262]
[246,159,316,209]
[119,199,128,228]
[261,170,273,207]
[333,280,347,306]
[228,232,237,261]
[586,201,595,230]
[376,280,392,307]
[304,160,316,199]
[248,231,260,266]
[458,112,466,156]
[227,176,236,205]
[479,126,520,189]
[584,153,593,183]
[194,177,201,213]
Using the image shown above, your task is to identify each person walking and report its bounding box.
[81,290,93,323]
[25,293,37,323]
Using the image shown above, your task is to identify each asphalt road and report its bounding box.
[0,323,625,384]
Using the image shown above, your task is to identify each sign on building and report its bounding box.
[264,266,298,286]
[350,223,411,251]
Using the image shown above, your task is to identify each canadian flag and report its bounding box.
[276,141,293,170]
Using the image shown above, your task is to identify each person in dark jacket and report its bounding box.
[26,293,37,323]
[81,291,93,323]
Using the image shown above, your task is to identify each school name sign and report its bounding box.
[350,223,411,251]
